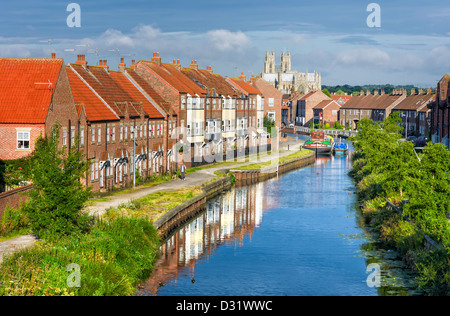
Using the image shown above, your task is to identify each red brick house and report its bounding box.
[340,90,406,130]
[66,55,169,192]
[312,100,341,127]
[181,65,238,156]
[226,76,261,151]
[134,54,207,166]
[252,78,283,132]
[294,90,331,127]
[0,56,79,161]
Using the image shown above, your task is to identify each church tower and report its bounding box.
[264,51,275,73]
[280,51,291,73]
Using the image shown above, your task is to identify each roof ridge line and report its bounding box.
[68,65,120,120]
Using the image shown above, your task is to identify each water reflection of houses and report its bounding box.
[138,183,265,296]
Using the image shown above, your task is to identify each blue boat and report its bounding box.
[333,142,348,155]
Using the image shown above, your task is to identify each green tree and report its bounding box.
[322,88,331,98]
[24,125,92,240]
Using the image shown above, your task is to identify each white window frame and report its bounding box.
[17,131,30,149]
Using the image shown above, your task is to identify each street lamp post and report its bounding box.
[131,124,137,188]
[401,112,408,138]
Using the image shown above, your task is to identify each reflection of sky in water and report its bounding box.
[138,147,419,296]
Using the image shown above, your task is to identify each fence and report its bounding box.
[295,126,357,138]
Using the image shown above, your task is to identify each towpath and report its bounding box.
[0,137,304,263]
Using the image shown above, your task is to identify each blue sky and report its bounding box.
[1,0,449,86]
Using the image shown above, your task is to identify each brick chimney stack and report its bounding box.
[189,60,198,69]
[51,53,56,59]
[366,90,371,96]
[239,72,246,81]
[119,58,126,72]
[206,65,213,73]
[380,89,385,95]
[151,52,161,65]
[418,88,423,95]
[173,59,181,70]
[411,88,416,95]
[75,54,87,66]
[100,59,109,70]
[427,88,432,94]
[130,60,136,69]
[373,89,379,96]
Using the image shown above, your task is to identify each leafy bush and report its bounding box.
[349,113,450,295]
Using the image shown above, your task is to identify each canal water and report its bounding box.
[138,141,420,296]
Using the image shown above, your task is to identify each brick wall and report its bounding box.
[0,184,32,220]
[45,64,79,144]
[254,79,282,130]
[0,124,45,160]
[321,102,341,126]
[304,91,332,126]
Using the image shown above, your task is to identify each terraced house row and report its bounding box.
[0,53,282,192]
[339,88,435,137]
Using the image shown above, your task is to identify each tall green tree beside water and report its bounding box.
[24,124,92,240]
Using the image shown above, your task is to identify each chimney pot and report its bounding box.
[119,58,126,72]
[51,53,56,59]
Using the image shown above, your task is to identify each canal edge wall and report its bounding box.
[153,152,316,240]
[153,176,232,240]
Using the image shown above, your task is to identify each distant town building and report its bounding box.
[261,51,321,94]
[428,74,449,148]
[341,88,434,136]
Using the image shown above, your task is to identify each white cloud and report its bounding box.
[335,48,390,67]
[207,30,251,52]
[100,29,135,48]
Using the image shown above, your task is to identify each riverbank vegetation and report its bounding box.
[0,213,159,296]
[0,126,160,296]
[349,113,450,295]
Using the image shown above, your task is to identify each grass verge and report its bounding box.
[0,215,159,296]
[234,149,313,170]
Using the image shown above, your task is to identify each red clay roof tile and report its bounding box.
[140,61,206,96]
[66,66,119,122]
[0,58,63,123]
